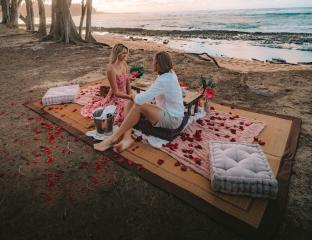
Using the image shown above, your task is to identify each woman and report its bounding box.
[94,51,184,152]
[80,43,134,126]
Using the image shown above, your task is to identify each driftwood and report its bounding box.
[298,62,312,65]
[187,52,220,68]
[199,52,220,68]
[19,14,27,25]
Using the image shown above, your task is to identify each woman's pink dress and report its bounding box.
[80,74,129,126]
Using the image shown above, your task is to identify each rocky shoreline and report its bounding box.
[91,27,312,50]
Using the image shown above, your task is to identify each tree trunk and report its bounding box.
[48,0,82,44]
[85,0,95,42]
[7,0,18,28]
[0,0,10,24]
[78,0,86,37]
[49,0,56,35]
[25,0,34,31]
[37,0,46,36]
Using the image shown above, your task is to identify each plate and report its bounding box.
[86,126,119,141]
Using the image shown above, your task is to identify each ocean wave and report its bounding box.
[225,24,258,30]
[265,12,312,17]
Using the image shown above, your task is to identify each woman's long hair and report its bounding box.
[110,43,128,64]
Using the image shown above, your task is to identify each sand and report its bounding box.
[0,24,311,239]
[95,33,312,72]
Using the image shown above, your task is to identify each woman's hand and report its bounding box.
[129,92,136,101]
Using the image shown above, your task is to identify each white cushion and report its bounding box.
[42,85,80,106]
[208,141,278,199]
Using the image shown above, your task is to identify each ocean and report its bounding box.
[90,7,312,33]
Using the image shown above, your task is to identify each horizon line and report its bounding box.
[93,6,312,14]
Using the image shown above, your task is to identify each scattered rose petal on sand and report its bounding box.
[89,175,98,184]
[47,155,53,165]
[136,163,143,170]
[40,192,52,202]
[48,179,54,188]
[95,161,101,171]
[116,156,125,164]
[79,162,89,169]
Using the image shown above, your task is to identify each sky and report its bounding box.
[85,0,312,13]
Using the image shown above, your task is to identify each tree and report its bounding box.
[25,0,34,31]
[48,0,82,43]
[0,0,10,24]
[78,0,86,36]
[0,0,23,27]
[37,0,46,36]
[85,0,95,42]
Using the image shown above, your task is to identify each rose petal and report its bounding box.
[48,179,54,188]
[47,155,53,164]
[174,161,181,167]
[135,136,143,142]
[89,175,98,184]
[40,192,52,202]
[157,159,164,165]
[230,129,236,134]
[259,140,266,145]
[136,163,143,170]
[116,157,125,164]
[181,165,187,172]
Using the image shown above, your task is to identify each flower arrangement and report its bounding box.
[130,65,144,79]
[199,76,217,111]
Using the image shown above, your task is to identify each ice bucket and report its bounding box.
[93,108,115,136]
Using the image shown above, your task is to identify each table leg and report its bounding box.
[194,101,199,114]
[188,105,192,116]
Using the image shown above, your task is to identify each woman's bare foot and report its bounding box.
[94,136,115,152]
[113,137,134,153]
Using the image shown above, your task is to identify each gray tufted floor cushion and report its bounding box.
[208,141,278,199]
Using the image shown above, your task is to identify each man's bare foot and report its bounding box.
[113,137,134,153]
[94,136,115,152]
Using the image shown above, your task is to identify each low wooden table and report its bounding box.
[131,79,202,115]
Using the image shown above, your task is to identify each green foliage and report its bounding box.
[130,65,144,78]
[200,76,217,90]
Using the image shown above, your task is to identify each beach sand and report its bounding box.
[0,25,311,239]
[95,33,312,72]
